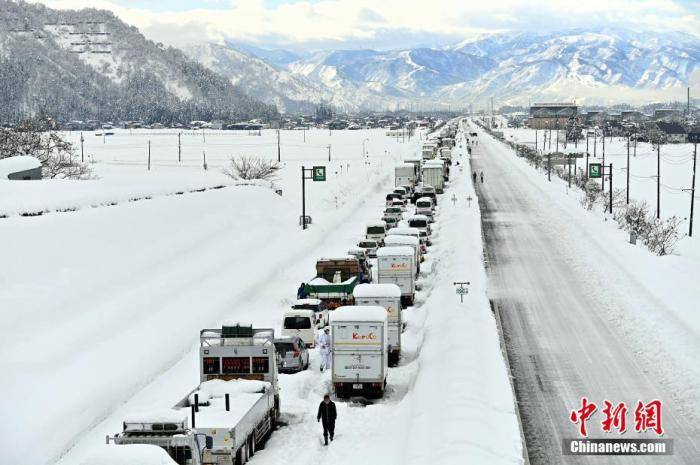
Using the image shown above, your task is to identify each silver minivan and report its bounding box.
[274,336,310,373]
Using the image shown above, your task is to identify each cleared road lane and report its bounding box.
[470,127,700,465]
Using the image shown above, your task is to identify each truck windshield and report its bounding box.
[359,241,376,248]
[417,202,431,208]
[284,317,312,329]
[410,220,427,228]
[367,227,385,234]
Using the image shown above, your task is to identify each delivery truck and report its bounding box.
[422,161,445,193]
[330,305,388,398]
[108,325,280,465]
[353,284,402,366]
[395,163,417,188]
[376,246,416,307]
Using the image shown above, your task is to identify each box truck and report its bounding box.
[395,163,417,188]
[353,284,402,366]
[422,161,445,193]
[376,246,416,307]
[330,305,388,398]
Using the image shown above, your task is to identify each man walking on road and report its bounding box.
[317,394,337,445]
[317,328,332,372]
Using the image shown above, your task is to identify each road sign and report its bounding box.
[589,163,602,178]
[455,287,468,295]
[312,166,326,181]
[689,133,700,144]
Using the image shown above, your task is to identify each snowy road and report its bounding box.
[471,128,700,464]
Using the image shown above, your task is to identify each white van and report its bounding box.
[282,309,316,347]
[415,197,435,220]
[408,214,432,236]
[366,221,387,245]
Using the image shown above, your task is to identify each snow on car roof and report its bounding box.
[284,308,315,317]
[376,246,414,257]
[367,221,386,227]
[408,215,429,223]
[416,197,434,203]
[329,305,388,322]
[390,227,420,235]
[353,283,402,298]
[385,235,419,245]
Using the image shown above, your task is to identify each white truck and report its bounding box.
[403,157,422,183]
[395,163,417,188]
[376,246,416,307]
[353,284,402,366]
[422,161,445,193]
[366,221,387,245]
[384,234,422,270]
[108,325,280,465]
[330,305,388,398]
[422,142,437,160]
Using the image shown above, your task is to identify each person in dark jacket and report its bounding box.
[317,394,337,445]
[297,282,306,299]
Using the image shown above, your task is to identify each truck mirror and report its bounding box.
[205,436,214,449]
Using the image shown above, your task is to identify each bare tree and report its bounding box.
[644,217,684,256]
[222,155,281,181]
[0,117,92,179]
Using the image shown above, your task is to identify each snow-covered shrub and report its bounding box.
[602,188,626,214]
[222,155,281,181]
[613,200,652,236]
[644,216,684,256]
[580,180,602,210]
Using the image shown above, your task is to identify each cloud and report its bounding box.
[31,0,700,51]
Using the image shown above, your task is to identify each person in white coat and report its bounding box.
[317,328,332,372]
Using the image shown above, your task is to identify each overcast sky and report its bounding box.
[33,0,700,50]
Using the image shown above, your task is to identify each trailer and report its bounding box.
[304,257,367,308]
[422,161,445,193]
[330,305,388,398]
[108,325,279,465]
[353,284,402,366]
[395,163,417,188]
[376,246,416,307]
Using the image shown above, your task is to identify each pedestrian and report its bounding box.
[297,282,306,300]
[317,394,337,445]
[472,171,477,183]
[317,328,332,371]
[480,171,484,183]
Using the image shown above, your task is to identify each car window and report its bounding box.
[284,316,312,329]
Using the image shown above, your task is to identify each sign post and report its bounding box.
[301,165,326,229]
[453,281,470,303]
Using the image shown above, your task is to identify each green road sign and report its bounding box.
[589,163,602,178]
[312,166,326,181]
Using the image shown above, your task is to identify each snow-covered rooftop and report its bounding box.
[329,305,388,322]
[0,156,41,179]
[376,246,414,257]
[353,283,402,298]
[385,235,419,246]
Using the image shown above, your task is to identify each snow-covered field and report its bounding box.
[0,126,522,465]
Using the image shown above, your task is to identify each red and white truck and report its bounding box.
[376,246,416,307]
[353,284,403,366]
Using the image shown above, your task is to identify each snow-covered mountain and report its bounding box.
[214,28,700,110]
[0,0,276,123]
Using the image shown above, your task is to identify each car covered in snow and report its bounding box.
[274,336,310,373]
[357,238,379,258]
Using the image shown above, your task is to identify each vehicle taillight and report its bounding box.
[371,383,383,388]
[293,350,300,357]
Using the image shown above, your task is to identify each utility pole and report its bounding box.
[203,150,207,170]
[535,130,538,150]
[657,143,661,219]
[328,144,331,162]
[608,163,613,214]
[301,166,307,230]
[277,129,281,162]
[602,133,606,191]
[586,151,590,180]
[568,154,572,188]
[626,137,630,204]
[689,142,697,237]
[80,132,85,163]
[178,132,181,163]
[594,131,597,159]
[547,153,551,181]
[147,140,151,171]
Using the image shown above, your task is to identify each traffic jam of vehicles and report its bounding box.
[105,120,460,465]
